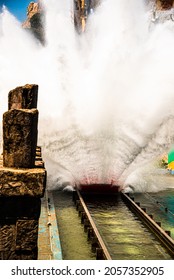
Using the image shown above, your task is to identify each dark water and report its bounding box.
[84,194,172,260]
[52,179,174,260]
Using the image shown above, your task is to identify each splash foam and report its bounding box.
[1,0,174,191]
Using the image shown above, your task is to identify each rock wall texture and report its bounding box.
[0,198,40,260]
[0,150,46,260]
[22,1,45,44]
[0,84,46,260]
[8,84,38,110]
[156,0,174,9]
[3,109,38,168]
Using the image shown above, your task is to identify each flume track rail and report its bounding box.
[73,189,112,260]
[72,190,174,259]
[121,192,174,258]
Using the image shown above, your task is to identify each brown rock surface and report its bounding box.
[8,84,38,110]
[0,219,39,259]
[3,109,38,168]
[0,164,46,197]
[0,83,47,260]
[22,2,42,28]
[27,2,41,19]
[0,223,16,252]
[0,148,46,259]
[156,0,174,9]
[22,1,44,44]
[16,220,38,251]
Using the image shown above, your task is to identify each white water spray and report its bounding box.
[1,0,174,191]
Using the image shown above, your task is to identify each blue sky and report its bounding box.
[0,0,32,22]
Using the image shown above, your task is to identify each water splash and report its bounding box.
[1,0,174,191]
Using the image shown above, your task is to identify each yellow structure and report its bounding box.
[168,148,174,174]
[168,161,174,169]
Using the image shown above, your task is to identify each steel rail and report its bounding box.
[121,192,174,258]
[74,189,112,260]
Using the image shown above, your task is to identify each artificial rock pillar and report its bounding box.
[156,0,174,9]
[8,84,38,110]
[0,84,46,260]
[3,109,38,168]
